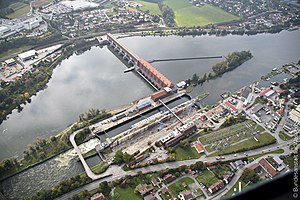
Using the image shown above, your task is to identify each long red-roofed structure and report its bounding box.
[137,58,174,89]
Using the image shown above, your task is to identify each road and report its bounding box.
[56,138,298,200]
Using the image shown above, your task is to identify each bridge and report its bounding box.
[106,33,174,90]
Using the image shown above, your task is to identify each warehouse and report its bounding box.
[18,50,37,62]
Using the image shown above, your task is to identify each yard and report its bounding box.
[163,0,240,26]
[169,177,195,197]
[196,170,219,188]
[279,131,294,141]
[134,0,161,15]
[113,187,142,200]
[6,2,30,19]
[174,145,203,161]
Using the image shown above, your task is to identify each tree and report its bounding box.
[241,168,260,184]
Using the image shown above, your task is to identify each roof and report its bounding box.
[252,103,264,113]
[179,190,194,200]
[18,50,36,60]
[241,89,250,98]
[224,101,238,113]
[273,156,283,165]
[194,143,204,153]
[259,159,278,177]
[144,194,155,200]
[259,88,272,97]
[90,193,105,200]
[138,58,174,88]
[136,184,154,196]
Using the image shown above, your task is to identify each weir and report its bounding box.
[105,33,174,91]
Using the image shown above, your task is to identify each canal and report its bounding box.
[0,29,300,199]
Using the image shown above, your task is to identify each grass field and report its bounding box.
[134,0,161,15]
[113,187,142,200]
[163,0,240,26]
[210,133,276,156]
[169,177,194,197]
[279,131,294,141]
[247,149,284,160]
[174,145,202,161]
[196,170,219,187]
[224,178,247,198]
[6,2,30,19]
[90,162,109,174]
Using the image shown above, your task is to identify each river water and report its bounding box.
[0,29,300,199]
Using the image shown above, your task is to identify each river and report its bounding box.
[0,29,299,199]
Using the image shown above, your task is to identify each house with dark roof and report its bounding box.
[136,184,154,196]
[151,177,161,187]
[163,174,176,183]
[208,180,225,194]
[178,190,195,200]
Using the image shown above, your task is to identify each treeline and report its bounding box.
[158,2,175,27]
[186,50,253,87]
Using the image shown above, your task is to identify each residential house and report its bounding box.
[163,174,176,183]
[178,190,195,200]
[208,180,225,194]
[90,193,105,200]
[136,184,154,196]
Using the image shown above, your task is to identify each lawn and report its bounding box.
[163,0,240,26]
[175,145,202,161]
[279,131,294,141]
[196,170,219,187]
[6,2,30,19]
[247,149,284,160]
[90,162,109,174]
[223,178,247,198]
[113,186,142,200]
[210,133,276,156]
[169,177,194,197]
[134,0,161,15]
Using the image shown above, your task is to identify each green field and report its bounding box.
[279,131,294,141]
[164,0,241,26]
[196,170,219,187]
[134,0,161,15]
[6,2,30,19]
[169,177,194,197]
[174,145,202,161]
[113,187,142,200]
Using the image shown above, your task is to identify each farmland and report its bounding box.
[163,0,241,26]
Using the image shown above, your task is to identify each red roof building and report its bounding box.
[259,159,278,177]
[259,88,272,97]
[224,101,238,113]
[137,58,174,89]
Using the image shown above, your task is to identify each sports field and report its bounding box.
[163,0,241,26]
[134,0,161,15]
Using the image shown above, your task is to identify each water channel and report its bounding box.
[0,29,300,199]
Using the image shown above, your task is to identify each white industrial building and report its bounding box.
[18,50,37,61]
[59,0,99,11]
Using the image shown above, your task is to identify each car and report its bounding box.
[234,154,237,157]
[221,156,225,159]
